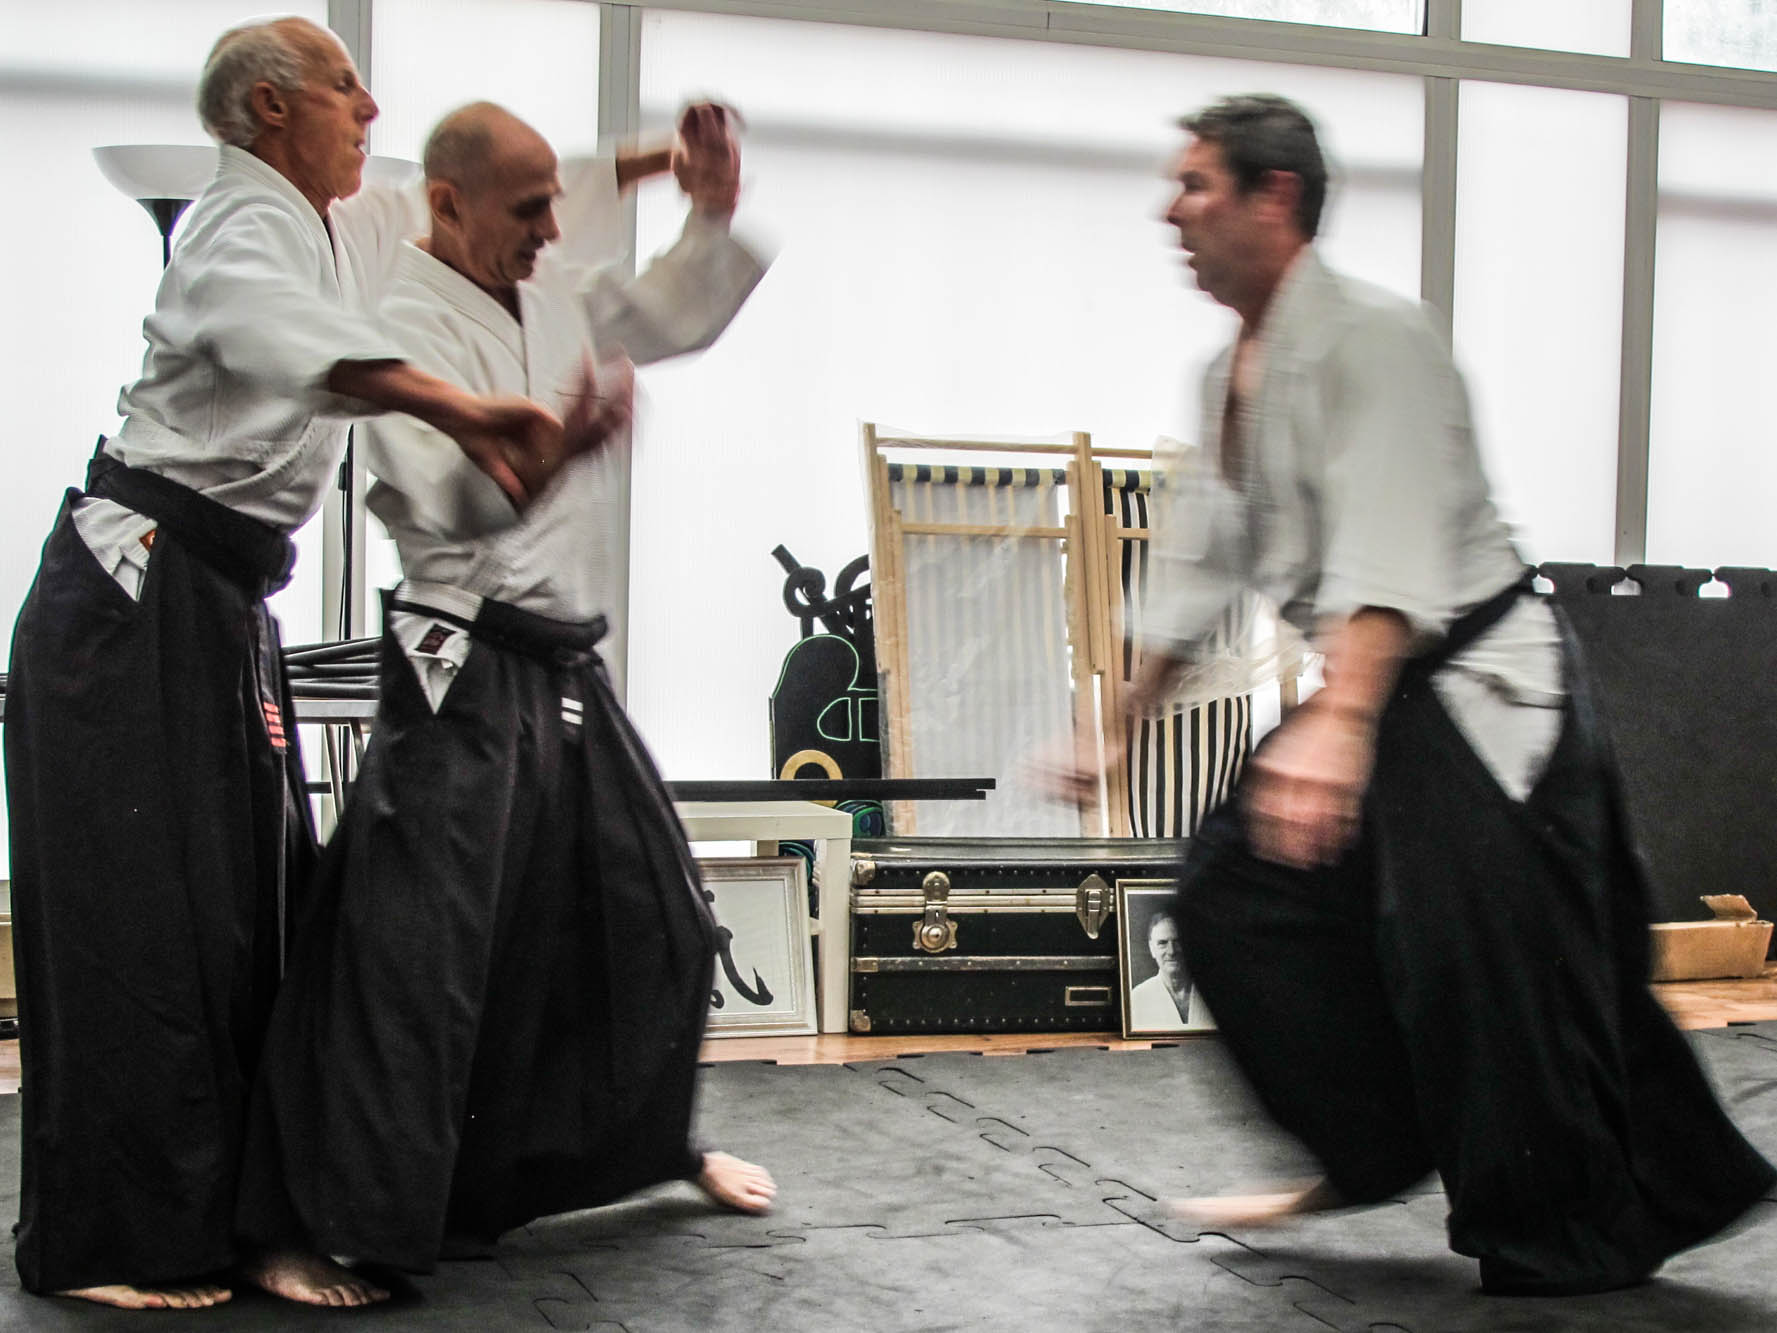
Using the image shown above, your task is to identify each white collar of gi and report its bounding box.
[1250,247,1333,357]
[217,143,336,252]
[394,240,526,364]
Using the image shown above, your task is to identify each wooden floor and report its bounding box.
[1,966,1773,1094]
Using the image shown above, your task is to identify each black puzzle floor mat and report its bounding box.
[2,1025,1777,1331]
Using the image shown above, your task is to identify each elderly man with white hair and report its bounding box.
[3,15,623,1313]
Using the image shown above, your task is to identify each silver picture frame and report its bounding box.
[1116,878,1215,1039]
[700,856,818,1038]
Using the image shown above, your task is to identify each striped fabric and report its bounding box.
[886,463,1067,489]
[1104,470,1251,837]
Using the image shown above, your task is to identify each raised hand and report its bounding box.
[672,101,741,217]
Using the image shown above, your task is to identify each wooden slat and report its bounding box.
[862,424,917,833]
[1102,508,1133,837]
[897,521,1068,539]
[1074,434,1112,679]
[874,437,1078,454]
[1062,507,1100,836]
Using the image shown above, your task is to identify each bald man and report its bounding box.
[235,101,772,1295]
[0,19,633,1313]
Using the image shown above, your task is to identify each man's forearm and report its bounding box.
[615,144,673,191]
[1125,648,1186,718]
[1313,608,1413,724]
[327,359,480,436]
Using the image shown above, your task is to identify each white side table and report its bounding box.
[675,800,854,1035]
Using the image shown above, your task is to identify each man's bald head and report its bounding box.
[421,103,563,302]
[423,102,554,193]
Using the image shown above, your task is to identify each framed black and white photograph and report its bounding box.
[699,857,818,1038]
[1116,879,1214,1039]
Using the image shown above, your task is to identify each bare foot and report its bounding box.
[1167,1177,1344,1228]
[696,1151,776,1214]
[56,1283,232,1310]
[241,1250,389,1308]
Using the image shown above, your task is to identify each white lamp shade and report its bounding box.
[93,144,218,201]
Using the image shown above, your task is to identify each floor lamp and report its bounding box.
[92,144,217,267]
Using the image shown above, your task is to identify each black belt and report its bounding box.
[385,590,608,669]
[85,444,296,597]
[1403,569,1537,681]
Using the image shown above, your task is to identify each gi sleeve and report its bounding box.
[1311,304,1462,642]
[359,316,520,539]
[1140,361,1250,660]
[553,155,627,268]
[565,212,769,366]
[180,200,405,413]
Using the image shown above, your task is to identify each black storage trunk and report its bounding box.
[848,836,1187,1034]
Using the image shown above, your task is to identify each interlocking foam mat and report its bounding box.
[4,1024,1777,1331]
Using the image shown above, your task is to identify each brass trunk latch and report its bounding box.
[1075,873,1111,939]
[915,870,959,953]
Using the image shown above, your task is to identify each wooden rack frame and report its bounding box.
[864,425,1180,838]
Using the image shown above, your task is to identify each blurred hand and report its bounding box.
[1241,701,1374,870]
[672,101,741,217]
[562,353,635,459]
[1025,730,1123,809]
[448,395,570,508]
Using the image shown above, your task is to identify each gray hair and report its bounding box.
[197,19,309,148]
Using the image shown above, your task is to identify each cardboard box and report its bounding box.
[1649,895,1773,982]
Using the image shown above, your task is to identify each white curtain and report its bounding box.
[888,465,1078,836]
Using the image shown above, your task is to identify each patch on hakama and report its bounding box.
[262,696,288,750]
[561,694,583,737]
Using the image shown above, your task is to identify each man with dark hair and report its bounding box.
[1088,92,1773,1295]
[1180,93,1328,239]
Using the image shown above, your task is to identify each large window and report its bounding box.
[1666,1,1777,72]
[627,9,1421,779]
[1453,82,1626,565]
[1645,100,1777,569]
[367,0,602,162]
[0,0,328,870]
[361,0,602,602]
[1461,0,1631,58]
[1062,0,1421,30]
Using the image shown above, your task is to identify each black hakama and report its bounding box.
[3,455,311,1293]
[237,596,717,1272]
[1177,582,1776,1295]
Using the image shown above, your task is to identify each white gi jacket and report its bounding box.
[362,205,767,695]
[75,147,624,595]
[1147,250,1565,798]
[1127,973,1212,1031]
